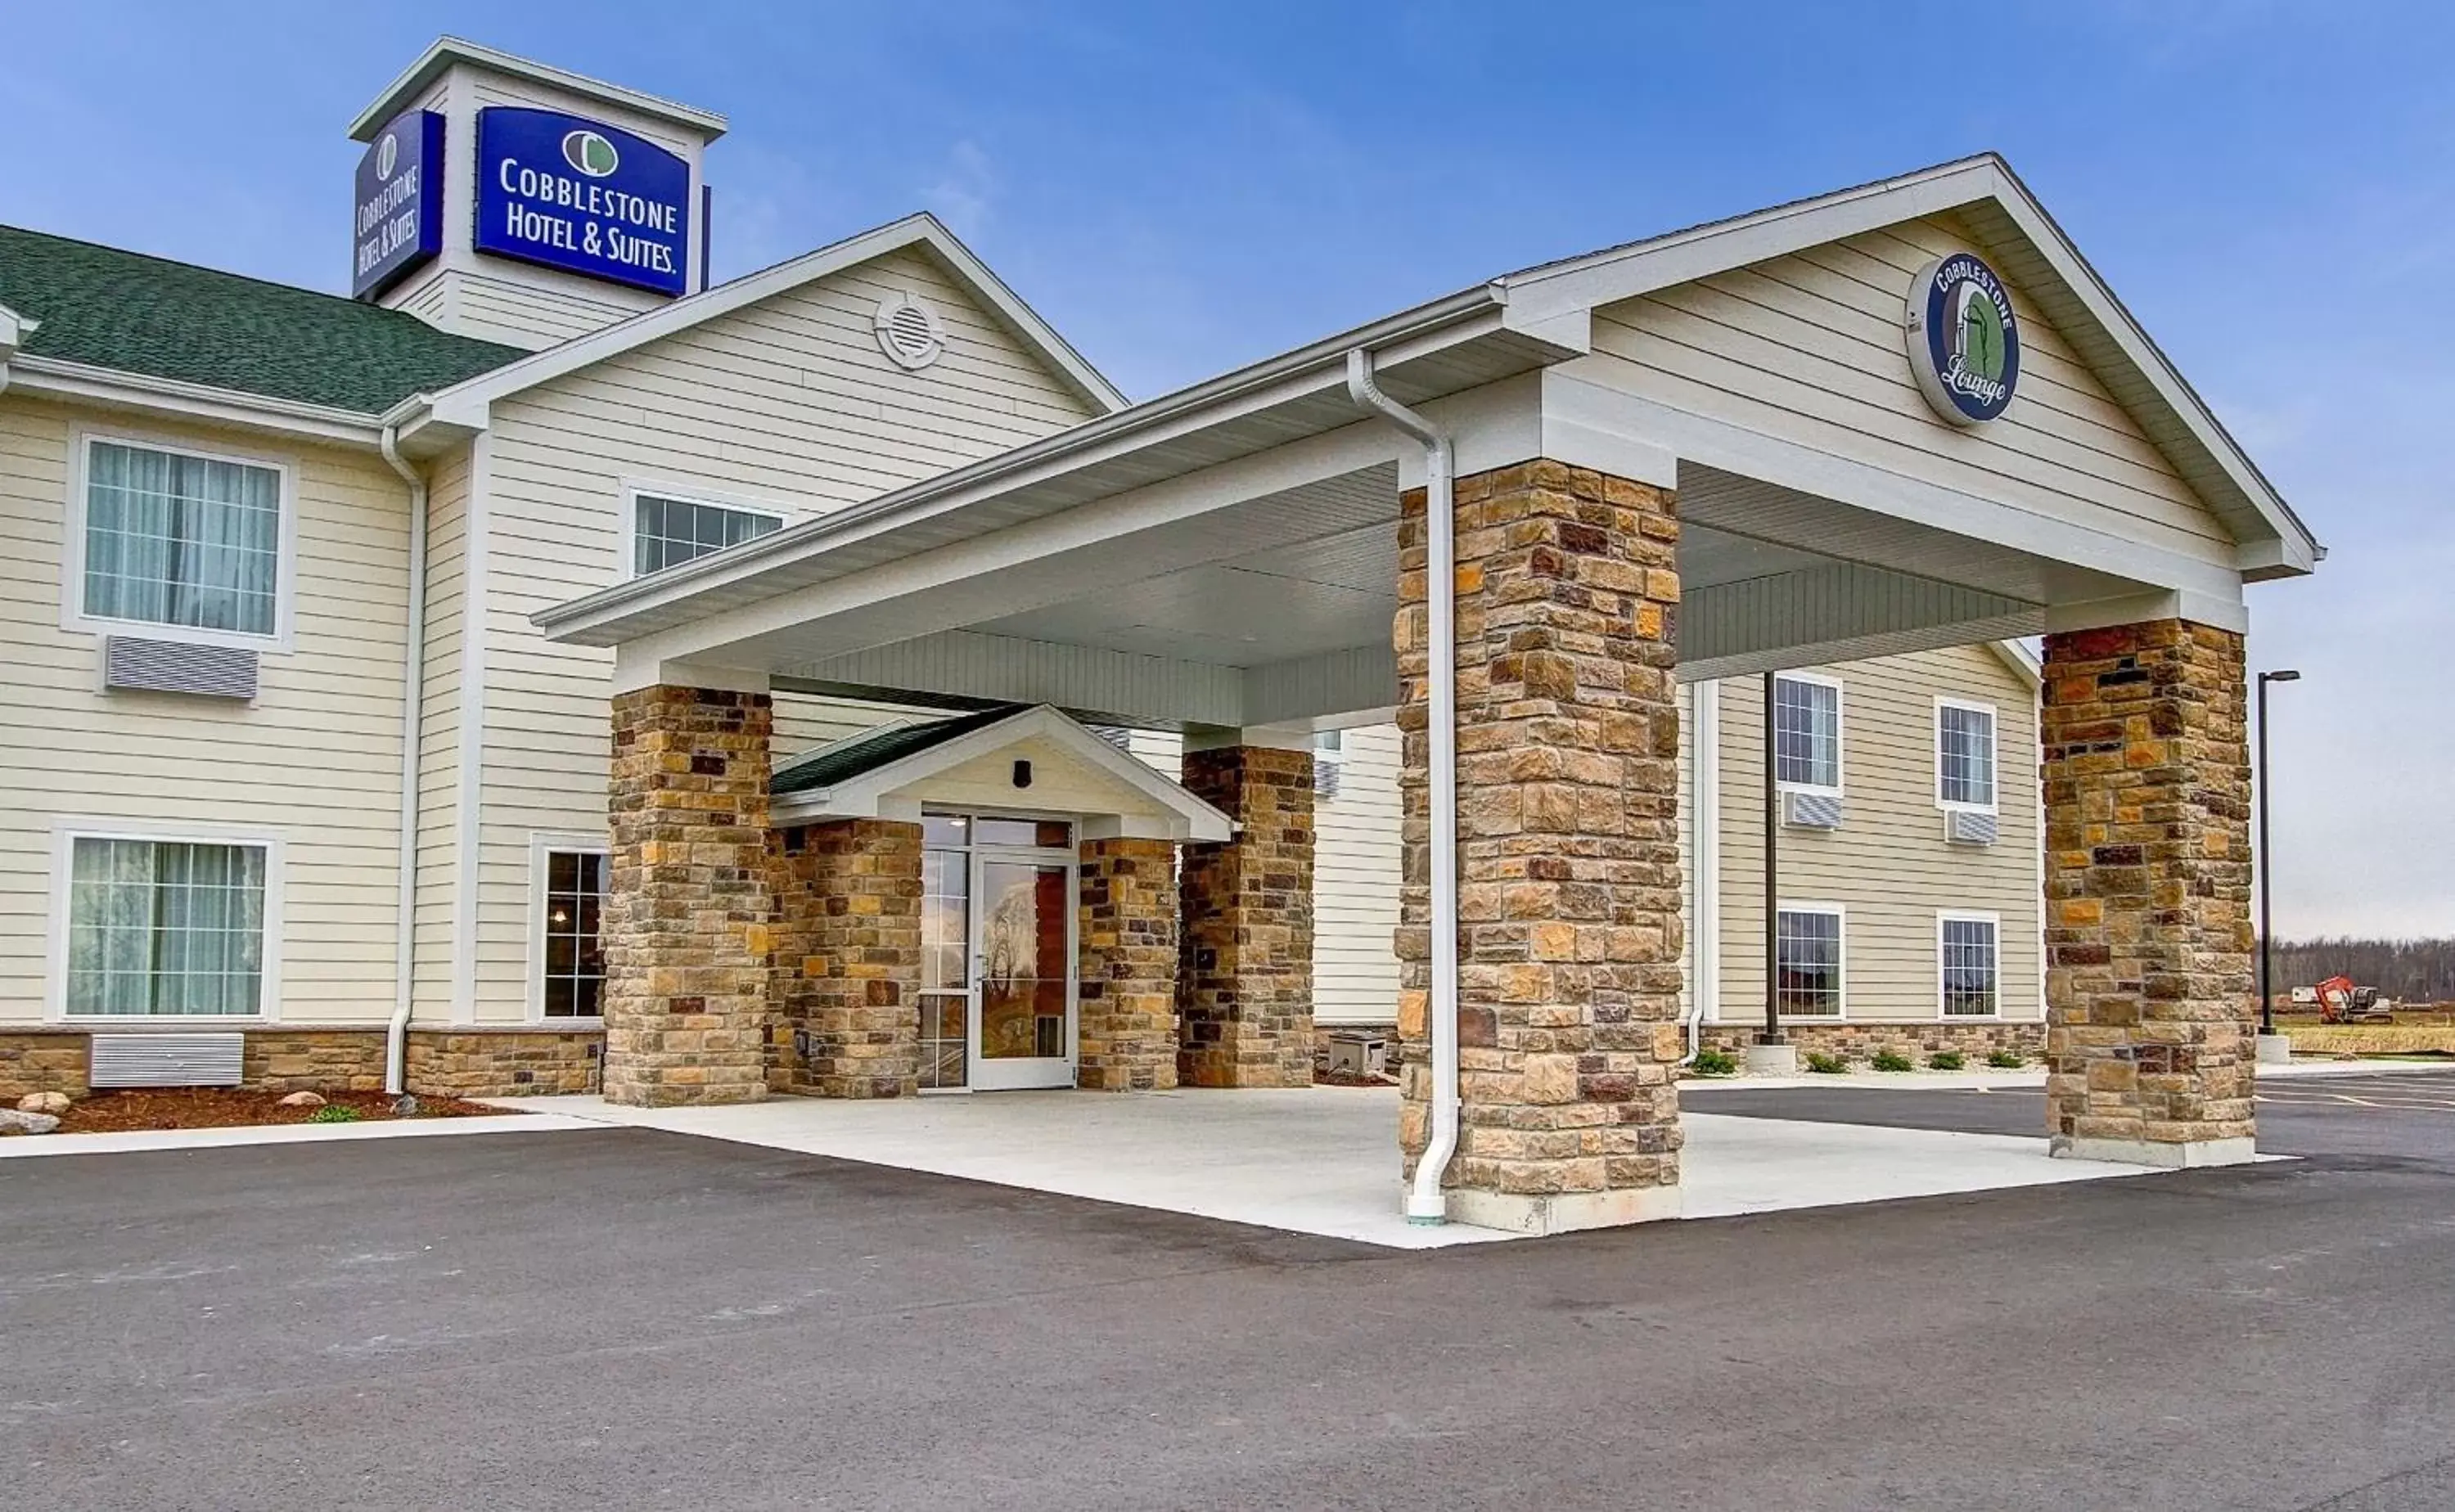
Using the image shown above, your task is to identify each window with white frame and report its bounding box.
[65,836,268,1015]
[1773,674,1840,791]
[1775,906,1844,1017]
[633,493,782,576]
[539,849,609,1018]
[1313,729,1345,799]
[1938,700,1998,808]
[1940,913,2000,1017]
[82,439,283,638]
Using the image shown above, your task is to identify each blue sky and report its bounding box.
[5,2,2448,935]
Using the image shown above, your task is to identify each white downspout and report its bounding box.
[380,425,429,1096]
[1682,678,1721,1065]
[1344,349,1458,1226]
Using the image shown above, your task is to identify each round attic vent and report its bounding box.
[873,293,944,371]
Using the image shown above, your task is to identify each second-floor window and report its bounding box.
[1938,699,1998,809]
[633,492,782,576]
[1773,673,1840,791]
[82,439,283,639]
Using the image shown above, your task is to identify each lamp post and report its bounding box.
[2256,669,2300,1055]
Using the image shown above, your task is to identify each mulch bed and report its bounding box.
[36,1088,513,1134]
[1316,1069,1399,1088]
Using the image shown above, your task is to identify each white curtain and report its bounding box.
[85,443,279,635]
[67,839,266,1015]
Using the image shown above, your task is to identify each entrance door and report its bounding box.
[968,852,1077,1090]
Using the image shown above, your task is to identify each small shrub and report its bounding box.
[307,1103,364,1124]
[1804,1051,1848,1074]
[1927,1051,1966,1071]
[1689,1047,1739,1077]
[1871,1049,1915,1073]
[1986,1049,2025,1069]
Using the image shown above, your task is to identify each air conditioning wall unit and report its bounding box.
[102,637,259,700]
[89,1033,246,1088]
[1944,809,2000,846]
[1782,790,1844,830]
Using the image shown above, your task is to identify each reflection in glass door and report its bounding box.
[975,860,1071,1084]
[914,814,1078,1092]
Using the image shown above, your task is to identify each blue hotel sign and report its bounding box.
[351,110,444,301]
[473,107,691,297]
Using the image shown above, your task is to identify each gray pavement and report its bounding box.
[8,1077,2455,1510]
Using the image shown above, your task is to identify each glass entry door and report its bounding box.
[918,815,1078,1092]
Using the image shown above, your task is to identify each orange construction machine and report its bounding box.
[2313,975,2394,1024]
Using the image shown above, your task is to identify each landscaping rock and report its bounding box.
[276,1091,327,1109]
[0,1109,61,1136]
[17,1091,70,1116]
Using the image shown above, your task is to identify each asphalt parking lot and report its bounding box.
[8,1072,2455,1511]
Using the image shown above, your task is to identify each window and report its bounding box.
[1314,730,1345,799]
[65,836,268,1016]
[80,439,284,639]
[539,849,608,1018]
[1773,674,1840,791]
[1938,700,1998,809]
[1940,913,2000,1017]
[1775,906,1844,1018]
[632,492,782,576]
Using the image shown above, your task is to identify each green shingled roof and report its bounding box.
[0,225,525,415]
[771,706,1026,797]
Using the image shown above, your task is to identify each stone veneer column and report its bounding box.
[1177,745,1317,1087]
[1077,836,1181,1091]
[1396,460,1685,1235]
[603,685,775,1108]
[2042,619,2256,1166]
[771,819,924,1097]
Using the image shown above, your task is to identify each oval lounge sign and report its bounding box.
[1906,252,2020,425]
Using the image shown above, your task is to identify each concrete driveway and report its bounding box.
[8,1074,2455,1510]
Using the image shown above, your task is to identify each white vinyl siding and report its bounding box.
[1312,724,1403,1027]
[1584,212,2237,565]
[1715,644,2041,1024]
[1,400,408,1027]
[466,246,1101,1021]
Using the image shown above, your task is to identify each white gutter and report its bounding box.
[1344,348,1458,1226]
[380,425,430,1096]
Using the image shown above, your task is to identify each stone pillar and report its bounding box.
[1177,744,1317,1087]
[1077,836,1181,1091]
[2042,619,2256,1167]
[603,685,775,1108]
[771,819,924,1098]
[1396,460,1685,1235]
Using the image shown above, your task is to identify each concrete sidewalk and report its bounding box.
[503,1085,2169,1247]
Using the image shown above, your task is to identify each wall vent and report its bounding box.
[873,293,944,371]
[1782,790,1844,829]
[89,1032,246,1088]
[102,637,258,700]
[1944,809,2000,846]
